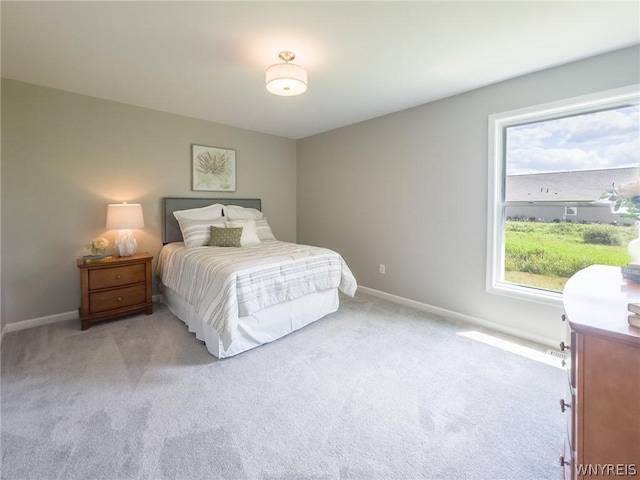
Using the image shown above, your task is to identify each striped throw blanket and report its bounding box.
[157,240,357,348]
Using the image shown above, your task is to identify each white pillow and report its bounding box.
[174,203,224,221]
[176,217,226,248]
[224,205,263,220]
[226,219,261,246]
[255,218,276,241]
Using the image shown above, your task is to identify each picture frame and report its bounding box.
[191,144,236,192]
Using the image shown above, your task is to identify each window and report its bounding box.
[564,207,577,217]
[487,85,639,305]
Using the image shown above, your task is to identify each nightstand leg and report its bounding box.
[81,318,90,330]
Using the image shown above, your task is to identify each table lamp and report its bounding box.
[106,203,144,256]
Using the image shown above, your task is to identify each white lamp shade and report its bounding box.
[106,203,144,230]
[265,62,308,96]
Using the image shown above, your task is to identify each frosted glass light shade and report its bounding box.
[106,203,144,257]
[106,203,144,229]
[265,63,308,96]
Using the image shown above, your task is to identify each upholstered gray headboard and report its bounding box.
[162,197,262,244]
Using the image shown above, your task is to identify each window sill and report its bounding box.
[487,281,564,308]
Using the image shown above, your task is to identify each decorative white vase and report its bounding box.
[629,234,640,265]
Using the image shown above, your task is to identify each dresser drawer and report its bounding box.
[89,284,147,314]
[568,330,577,389]
[89,264,146,290]
[562,437,574,480]
[563,380,575,451]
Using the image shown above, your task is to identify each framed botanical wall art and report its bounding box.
[192,144,236,191]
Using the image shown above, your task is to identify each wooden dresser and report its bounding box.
[77,252,153,330]
[561,265,640,479]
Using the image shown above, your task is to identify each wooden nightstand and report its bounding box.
[77,252,153,330]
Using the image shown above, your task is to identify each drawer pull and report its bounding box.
[115,274,122,281]
[117,296,123,303]
[560,399,571,412]
[561,359,567,368]
[559,342,570,351]
[560,456,570,467]
[561,314,567,322]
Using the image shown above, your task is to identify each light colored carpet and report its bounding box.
[1,293,564,479]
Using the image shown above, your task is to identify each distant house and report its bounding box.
[505,167,639,224]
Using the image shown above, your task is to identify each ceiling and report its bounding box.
[2,1,639,140]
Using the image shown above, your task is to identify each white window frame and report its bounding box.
[564,206,578,218]
[486,84,639,307]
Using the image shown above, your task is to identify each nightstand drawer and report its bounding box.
[89,284,147,313]
[89,264,146,290]
[78,252,153,330]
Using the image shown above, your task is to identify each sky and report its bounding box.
[506,104,639,176]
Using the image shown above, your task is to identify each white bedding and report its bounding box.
[157,240,357,352]
[163,286,339,358]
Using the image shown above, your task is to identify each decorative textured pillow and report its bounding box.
[255,218,276,241]
[223,205,263,221]
[225,219,261,246]
[208,226,243,247]
[175,217,226,248]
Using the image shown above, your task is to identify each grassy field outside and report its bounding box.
[504,221,636,291]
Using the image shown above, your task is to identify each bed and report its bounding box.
[157,197,357,358]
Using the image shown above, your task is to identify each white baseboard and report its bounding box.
[1,294,164,340]
[357,286,559,348]
[2,291,557,348]
[2,310,78,337]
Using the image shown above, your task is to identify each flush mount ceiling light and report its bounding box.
[265,51,307,96]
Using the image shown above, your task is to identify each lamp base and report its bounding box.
[114,229,138,257]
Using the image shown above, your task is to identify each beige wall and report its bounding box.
[297,46,640,345]
[1,79,297,327]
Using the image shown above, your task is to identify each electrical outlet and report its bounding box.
[379,264,386,274]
